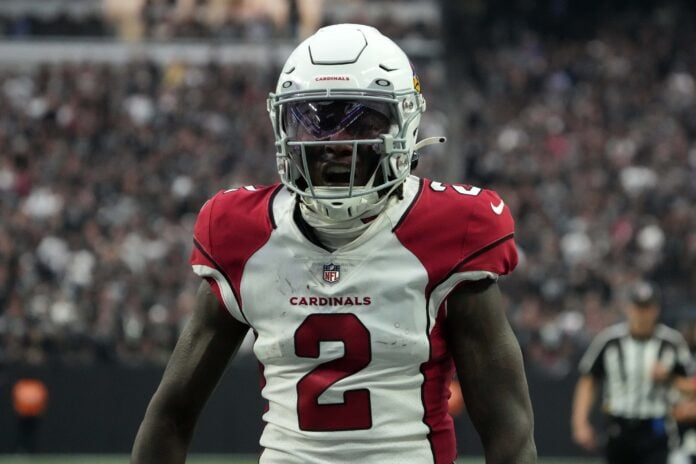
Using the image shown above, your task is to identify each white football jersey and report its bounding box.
[190,176,517,463]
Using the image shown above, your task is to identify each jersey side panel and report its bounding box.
[394,178,519,463]
[656,324,692,375]
[421,302,456,463]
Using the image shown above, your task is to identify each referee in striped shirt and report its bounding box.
[571,281,692,464]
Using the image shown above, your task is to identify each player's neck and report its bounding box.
[297,201,384,251]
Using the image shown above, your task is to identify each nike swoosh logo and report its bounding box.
[491,200,505,215]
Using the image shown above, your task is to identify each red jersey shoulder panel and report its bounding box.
[394,179,517,295]
[190,184,283,311]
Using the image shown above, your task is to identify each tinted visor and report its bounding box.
[284,100,393,140]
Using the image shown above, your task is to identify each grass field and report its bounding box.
[0,456,601,464]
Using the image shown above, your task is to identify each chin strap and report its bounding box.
[414,136,447,151]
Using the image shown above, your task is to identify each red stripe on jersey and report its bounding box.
[421,302,456,463]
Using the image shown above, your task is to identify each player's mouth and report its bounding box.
[321,164,353,185]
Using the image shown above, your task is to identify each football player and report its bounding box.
[132,24,536,464]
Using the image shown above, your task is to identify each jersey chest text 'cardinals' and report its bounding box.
[190,176,517,464]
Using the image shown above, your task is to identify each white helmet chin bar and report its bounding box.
[306,187,381,222]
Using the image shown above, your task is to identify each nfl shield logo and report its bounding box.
[322,263,340,284]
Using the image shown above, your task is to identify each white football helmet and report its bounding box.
[267,24,444,222]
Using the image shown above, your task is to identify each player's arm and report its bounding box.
[571,374,598,450]
[131,282,249,464]
[653,338,692,391]
[445,279,536,464]
[674,376,696,395]
[668,341,694,394]
[653,366,691,394]
[673,396,696,422]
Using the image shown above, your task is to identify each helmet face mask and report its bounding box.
[284,100,394,192]
[267,24,427,222]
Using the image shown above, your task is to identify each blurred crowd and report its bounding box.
[0,0,436,42]
[0,60,279,365]
[0,3,695,378]
[461,5,696,378]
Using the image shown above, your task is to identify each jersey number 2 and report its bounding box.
[294,313,372,431]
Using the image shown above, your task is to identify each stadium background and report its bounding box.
[0,0,694,462]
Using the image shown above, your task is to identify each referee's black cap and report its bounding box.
[629,281,661,307]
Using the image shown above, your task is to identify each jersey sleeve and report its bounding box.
[189,185,280,326]
[687,359,696,377]
[579,332,611,379]
[453,188,518,279]
[190,193,248,324]
[671,334,693,377]
[430,190,518,309]
[395,180,519,312]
